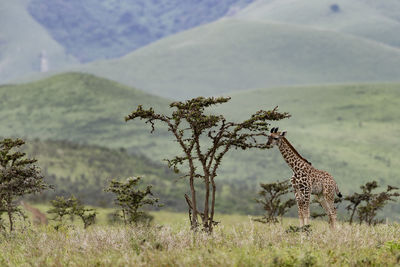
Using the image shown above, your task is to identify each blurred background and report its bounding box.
[0,0,399,220]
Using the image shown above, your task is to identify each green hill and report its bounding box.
[0,72,173,158]
[2,73,400,192]
[235,0,400,49]
[27,0,253,62]
[1,73,399,216]
[22,139,259,214]
[0,0,78,83]
[75,19,400,98]
[216,82,400,193]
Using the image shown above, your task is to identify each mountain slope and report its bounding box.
[235,0,400,49]
[76,19,400,98]
[3,73,400,194]
[0,72,173,158]
[28,0,253,62]
[0,0,78,83]
[23,140,258,214]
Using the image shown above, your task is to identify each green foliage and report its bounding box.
[345,181,399,225]
[254,180,296,223]
[0,138,49,231]
[105,177,158,225]
[126,96,289,232]
[47,196,97,229]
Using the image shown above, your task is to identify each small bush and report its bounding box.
[254,180,296,223]
[105,176,158,225]
[47,196,97,229]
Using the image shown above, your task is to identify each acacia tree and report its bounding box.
[0,138,49,232]
[345,181,399,225]
[125,96,289,232]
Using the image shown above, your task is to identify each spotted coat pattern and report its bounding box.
[267,128,342,228]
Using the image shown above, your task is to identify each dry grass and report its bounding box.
[0,217,399,266]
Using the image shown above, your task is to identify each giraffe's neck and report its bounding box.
[277,137,311,175]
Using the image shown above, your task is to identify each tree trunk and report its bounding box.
[209,177,217,233]
[189,176,198,229]
[203,174,210,230]
[349,203,359,225]
[7,207,13,232]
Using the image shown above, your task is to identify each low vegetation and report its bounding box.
[47,196,97,229]
[105,177,159,225]
[0,218,399,266]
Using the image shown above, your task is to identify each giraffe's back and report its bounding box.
[310,168,337,195]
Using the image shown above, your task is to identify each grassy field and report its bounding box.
[1,212,399,266]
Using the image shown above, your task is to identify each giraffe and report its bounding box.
[266,127,342,228]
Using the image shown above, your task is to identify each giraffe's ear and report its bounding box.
[280,131,287,137]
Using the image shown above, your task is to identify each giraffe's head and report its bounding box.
[266,127,287,148]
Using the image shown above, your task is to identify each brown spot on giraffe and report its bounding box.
[267,127,342,229]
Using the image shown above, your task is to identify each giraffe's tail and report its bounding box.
[335,185,343,198]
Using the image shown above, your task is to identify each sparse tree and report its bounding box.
[345,181,399,225]
[125,97,289,232]
[47,196,97,229]
[0,138,49,232]
[254,180,296,223]
[105,177,158,225]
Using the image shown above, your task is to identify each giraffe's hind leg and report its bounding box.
[319,192,337,229]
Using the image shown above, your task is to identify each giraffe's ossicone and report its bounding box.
[267,127,342,229]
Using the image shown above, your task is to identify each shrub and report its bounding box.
[0,138,49,232]
[47,196,97,229]
[105,177,158,225]
[254,180,296,223]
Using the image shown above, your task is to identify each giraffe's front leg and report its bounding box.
[293,186,310,227]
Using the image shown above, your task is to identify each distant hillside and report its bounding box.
[23,139,258,214]
[28,0,253,62]
[0,72,174,158]
[235,0,400,49]
[75,19,400,98]
[216,82,400,193]
[0,0,78,83]
[2,73,400,195]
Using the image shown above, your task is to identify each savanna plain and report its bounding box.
[0,211,399,266]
